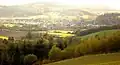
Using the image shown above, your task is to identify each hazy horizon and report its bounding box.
[0,0,120,10]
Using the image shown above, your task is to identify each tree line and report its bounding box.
[75,25,120,36]
[0,30,120,65]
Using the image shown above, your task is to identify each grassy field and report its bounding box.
[80,30,120,40]
[45,53,120,65]
[0,36,8,39]
[0,30,119,39]
[0,30,74,39]
[48,30,75,37]
[48,33,74,37]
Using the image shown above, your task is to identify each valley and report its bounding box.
[0,2,120,65]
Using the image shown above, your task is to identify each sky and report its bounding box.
[0,0,120,10]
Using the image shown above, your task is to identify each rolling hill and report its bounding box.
[81,30,120,40]
[43,30,120,65]
[0,5,39,17]
[75,25,120,36]
[96,13,120,25]
[44,53,120,65]
[0,3,95,17]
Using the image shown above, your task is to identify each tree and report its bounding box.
[24,54,38,65]
[0,44,9,65]
[62,46,76,59]
[49,45,61,61]
[1,52,9,65]
[26,31,32,39]
[56,38,65,50]
[34,40,49,65]
[8,37,14,42]
[7,43,16,65]
[2,39,8,44]
[12,45,21,65]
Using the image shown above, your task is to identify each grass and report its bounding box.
[48,33,75,37]
[48,29,120,39]
[48,30,74,37]
[88,61,120,65]
[48,30,73,34]
[0,36,8,40]
[45,53,120,65]
[80,30,120,40]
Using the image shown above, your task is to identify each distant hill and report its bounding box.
[0,5,41,17]
[81,30,120,40]
[96,13,120,25]
[75,25,120,36]
[0,3,95,17]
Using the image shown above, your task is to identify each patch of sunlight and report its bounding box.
[82,15,89,19]
[3,24,15,27]
[48,33,74,37]
[0,36,8,40]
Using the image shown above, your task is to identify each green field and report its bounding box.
[48,33,75,37]
[80,30,120,40]
[47,29,120,38]
[48,30,75,37]
[0,36,8,39]
[45,53,120,65]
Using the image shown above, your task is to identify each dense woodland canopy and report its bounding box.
[0,29,120,65]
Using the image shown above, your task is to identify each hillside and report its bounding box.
[44,53,120,65]
[75,25,120,36]
[68,29,120,47]
[0,29,120,65]
[0,6,39,17]
[81,30,120,40]
[0,3,95,17]
[29,29,120,65]
[43,30,120,65]
[96,13,120,25]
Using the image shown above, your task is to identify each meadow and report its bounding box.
[45,53,120,65]
[0,36,8,39]
[81,30,120,40]
[47,30,74,37]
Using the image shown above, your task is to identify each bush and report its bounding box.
[61,46,76,59]
[48,45,61,61]
[24,54,38,65]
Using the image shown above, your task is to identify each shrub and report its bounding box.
[24,54,38,65]
[49,45,61,61]
[61,46,76,59]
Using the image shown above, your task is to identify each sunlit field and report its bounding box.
[48,30,73,34]
[3,24,15,27]
[48,33,75,37]
[0,36,8,39]
[48,30,74,37]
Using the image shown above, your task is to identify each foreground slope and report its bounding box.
[44,30,120,65]
[45,53,120,65]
